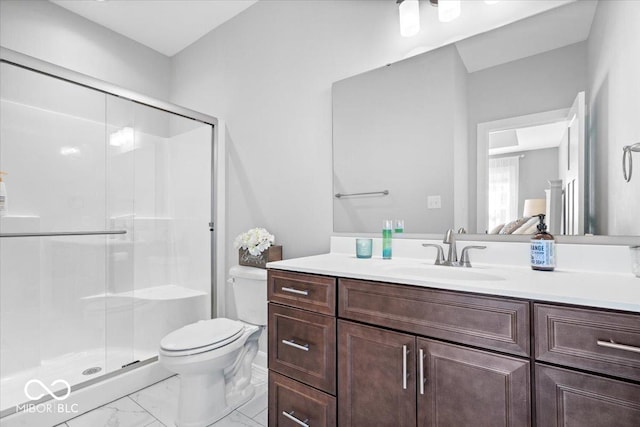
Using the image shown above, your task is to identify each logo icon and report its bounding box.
[24,379,71,401]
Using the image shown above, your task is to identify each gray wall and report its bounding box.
[588,0,640,235]
[467,42,588,230]
[169,0,443,272]
[332,46,461,233]
[0,0,171,101]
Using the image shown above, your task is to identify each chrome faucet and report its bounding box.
[443,229,458,266]
[422,229,486,267]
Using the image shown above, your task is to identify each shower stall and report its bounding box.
[0,49,219,423]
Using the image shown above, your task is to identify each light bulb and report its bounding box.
[399,0,420,37]
[438,0,461,23]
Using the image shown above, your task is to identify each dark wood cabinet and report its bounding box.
[268,270,336,315]
[268,270,338,427]
[536,364,640,426]
[339,278,530,357]
[336,320,531,427]
[418,338,531,427]
[269,371,336,427]
[338,320,416,427]
[268,303,336,393]
[535,303,640,382]
[269,268,640,427]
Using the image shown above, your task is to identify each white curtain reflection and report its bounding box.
[488,156,520,231]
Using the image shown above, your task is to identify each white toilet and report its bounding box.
[159,266,267,427]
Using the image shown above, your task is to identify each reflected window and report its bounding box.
[488,156,520,232]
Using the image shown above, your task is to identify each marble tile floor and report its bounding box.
[55,370,268,427]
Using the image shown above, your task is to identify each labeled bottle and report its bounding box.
[530,214,555,271]
[382,219,393,259]
[0,172,7,217]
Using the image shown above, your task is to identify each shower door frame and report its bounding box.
[0,46,224,416]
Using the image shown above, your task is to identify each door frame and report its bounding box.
[476,108,569,233]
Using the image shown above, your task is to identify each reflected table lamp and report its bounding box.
[523,198,546,218]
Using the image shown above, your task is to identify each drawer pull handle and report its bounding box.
[597,339,640,354]
[282,339,310,352]
[281,287,309,296]
[402,345,408,390]
[282,411,310,427]
[419,348,426,395]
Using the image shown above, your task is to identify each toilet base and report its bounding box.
[174,373,256,427]
[163,324,263,427]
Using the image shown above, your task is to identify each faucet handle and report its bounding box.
[460,245,486,268]
[422,244,445,265]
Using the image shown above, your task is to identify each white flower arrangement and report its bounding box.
[234,227,275,256]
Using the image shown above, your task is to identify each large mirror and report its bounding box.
[333,0,640,237]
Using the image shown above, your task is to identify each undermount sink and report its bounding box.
[383,265,505,282]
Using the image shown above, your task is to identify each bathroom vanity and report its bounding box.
[266,244,640,426]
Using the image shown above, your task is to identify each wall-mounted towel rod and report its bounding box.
[623,142,640,182]
[0,230,127,238]
[334,190,389,199]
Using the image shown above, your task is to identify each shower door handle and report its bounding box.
[0,230,127,238]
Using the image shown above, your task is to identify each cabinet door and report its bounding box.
[338,320,416,427]
[418,338,530,427]
[536,364,640,427]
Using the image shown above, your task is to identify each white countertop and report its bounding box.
[267,253,640,313]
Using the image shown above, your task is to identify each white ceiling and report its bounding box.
[455,0,597,73]
[489,121,568,156]
[50,0,590,62]
[51,0,258,56]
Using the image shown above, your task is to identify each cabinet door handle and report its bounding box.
[281,287,309,296]
[282,339,310,352]
[597,339,640,354]
[419,348,425,395]
[282,410,310,427]
[402,345,408,390]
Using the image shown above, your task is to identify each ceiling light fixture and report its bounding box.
[399,1,499,35]
[398,0,421,37]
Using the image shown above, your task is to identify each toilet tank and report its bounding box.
[229,265,268,326]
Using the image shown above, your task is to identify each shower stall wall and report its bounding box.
[0,51,218,423]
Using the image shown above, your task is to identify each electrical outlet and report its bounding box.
[427,195,441,209]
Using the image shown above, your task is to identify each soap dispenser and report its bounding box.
[530,214,555,271]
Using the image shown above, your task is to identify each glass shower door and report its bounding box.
[0,62,133,414]
[0,59,213,418]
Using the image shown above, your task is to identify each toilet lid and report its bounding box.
[160,318,244,352]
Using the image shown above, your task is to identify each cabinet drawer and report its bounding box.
[268,270,336,315]
[268,303,336,393]
[536,364,640,427]
[339,278,530,356]
[535,304,640,381]
[269,371,336,427]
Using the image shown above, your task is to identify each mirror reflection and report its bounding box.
[332,0,640,236]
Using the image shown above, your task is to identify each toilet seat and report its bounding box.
[160,318,244,357]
